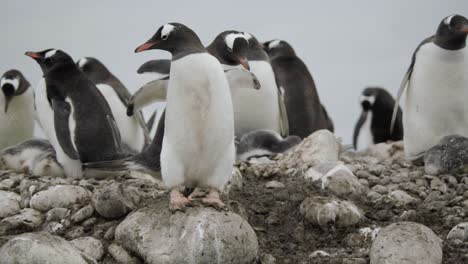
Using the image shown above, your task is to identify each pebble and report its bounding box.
[30,185,91,212]
[108,243,140,264]
[0,208,43,235]
[71,236,104,261]
[71,205,94,223]
[0,190,21,218]
[265,180,285,189]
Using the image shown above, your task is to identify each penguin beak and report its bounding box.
[25,51,42,60]
[135,42,158,53]
[461,24,468,33]
[2,83,15,113]
[238,58,250,70]
[3,96,12,113]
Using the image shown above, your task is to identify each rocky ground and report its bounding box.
[1,130,468,263]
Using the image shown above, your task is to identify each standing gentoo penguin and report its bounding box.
[236,33,288,137]
[263,39,334,138]
[77,57,150,152]
[353,87,403,150]
[132,23,236,210]
[391,14,468,160]
[0,70,34,149]
[25,49,122,178]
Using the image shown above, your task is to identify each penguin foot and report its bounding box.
[188,188,207,201]
[201,189,225,210]
[169,189,191,211]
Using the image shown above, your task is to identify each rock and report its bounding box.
[46,207,70,222]
[71,205,94,223]
[280,130,340,168]
[71,236,104,261]
[367,141,404,160]
[309,250,330,257]
[387,190,421,207]
[0,208,43,235]
[314,164,365,199]
[447,222,468,241]
[115,201,258,264]
[371,185,388,194]
[300,196,363,228]
[424,135,468,175]
[30,185,91,212]
[258,253,277,264]
[108,243,140,264]
[265,180,285,189]
[370,222,443,264]
[93,183,140,219]
[0,190,21,218]
[0,232,96,264]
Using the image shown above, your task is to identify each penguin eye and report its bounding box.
[161,34,168,40]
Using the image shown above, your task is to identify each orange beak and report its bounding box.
[25,51,41,59]
[135,42,158,53]
[461,25,468,33]
[238,58,250,70]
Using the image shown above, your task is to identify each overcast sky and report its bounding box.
[2,1,467,144]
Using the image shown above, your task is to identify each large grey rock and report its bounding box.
[308,164,365,199]
[71,236,104,261]
[300,196,363,228]
[446,222,468,241]
[0,190,21,218]
[30,185,91,212]
[115,201,258,264]
[0,208,43,235]
[387,190,421,207]
[370,222,442,264]
[425,135,468,175]
[93,182,140,219]
[0,232,96,264]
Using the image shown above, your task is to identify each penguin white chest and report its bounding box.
[357,112,374,150]
[404,43,468,159]
[161,53,235,189]
[231,61,280,137]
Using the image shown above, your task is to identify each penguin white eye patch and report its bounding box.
[45,49,58,59]
[444,15,455,25]
[360,95,375,105]
[77,58,88,69]
[225,33,248,51]
[268,40,282,49]
[161,24,175,39]
[0,77,19,90]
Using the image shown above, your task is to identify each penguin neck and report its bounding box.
[45,64,79,82]
[171,37,206,61]
[434,33,467,50]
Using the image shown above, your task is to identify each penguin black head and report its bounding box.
[0,70,30,113]
[77,57,111,84]
[435,14,468,50]
[263,39,296,59]
[242,32,269,61]
[360,87,379,111]
[25,49,76,74]
[207,30,250,70]
[135,23,203,56]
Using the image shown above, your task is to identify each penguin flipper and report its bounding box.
[137,59,171,75]
[224,68,261,91]
[127,77,168,116]
[106,115,123,152]
[353,111,368,150]
[51,98,79,160]
[277,86,290,137]
[146,109,158,132]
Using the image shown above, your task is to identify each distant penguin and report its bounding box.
[263,39,333,138]
[236,130,301,161]
[0,70,34,149]
[0,139,64,177]
[391,14,468,160]
[26,49,122,178]
[77,57,150,152]
[237,33,288,138]
[353,87,403,150]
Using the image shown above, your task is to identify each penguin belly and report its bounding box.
[96,84,146,152]
[161,54,235,190]
[404,43,468,159]
[231,61,280,137]
[34,79,82,177]
[357,112,374,150]
[0,89,34,150]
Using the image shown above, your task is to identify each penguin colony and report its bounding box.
[1,15,467,210]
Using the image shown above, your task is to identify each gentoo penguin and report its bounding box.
[353,87,403,150]
[0,70,34,149]
[237,33,288,138]
[263,39,334,138]
[236,130,301,161]
[391,14,468,160]
[76,57,150,152]
[0,139,64,177]
[25,49,122,178]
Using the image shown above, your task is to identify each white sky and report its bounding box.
[1,1,467,143]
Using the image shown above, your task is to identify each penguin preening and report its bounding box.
[353,87,403,150]
[0,70,34,150]
[263,39,334,138]
[25,49,123,178]
[391,14,468,160]
[236,130,301,161]
[77,57,150,152]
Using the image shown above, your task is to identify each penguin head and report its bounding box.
[77,57,111,84]
[360,88,377,112]
[25,49,76,74]
[435,14,468,50]
[0,70,30,113]
[135,23,202,54]
[207,31,250,70]
[263,39,296,59]
[242,32,269,61]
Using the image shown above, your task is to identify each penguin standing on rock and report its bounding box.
[25,49,123,178]
[77,57,150,152]
[391,14,468,160]
[353,87,403,150]
[0,70,34,149]
[263,39,334,138]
